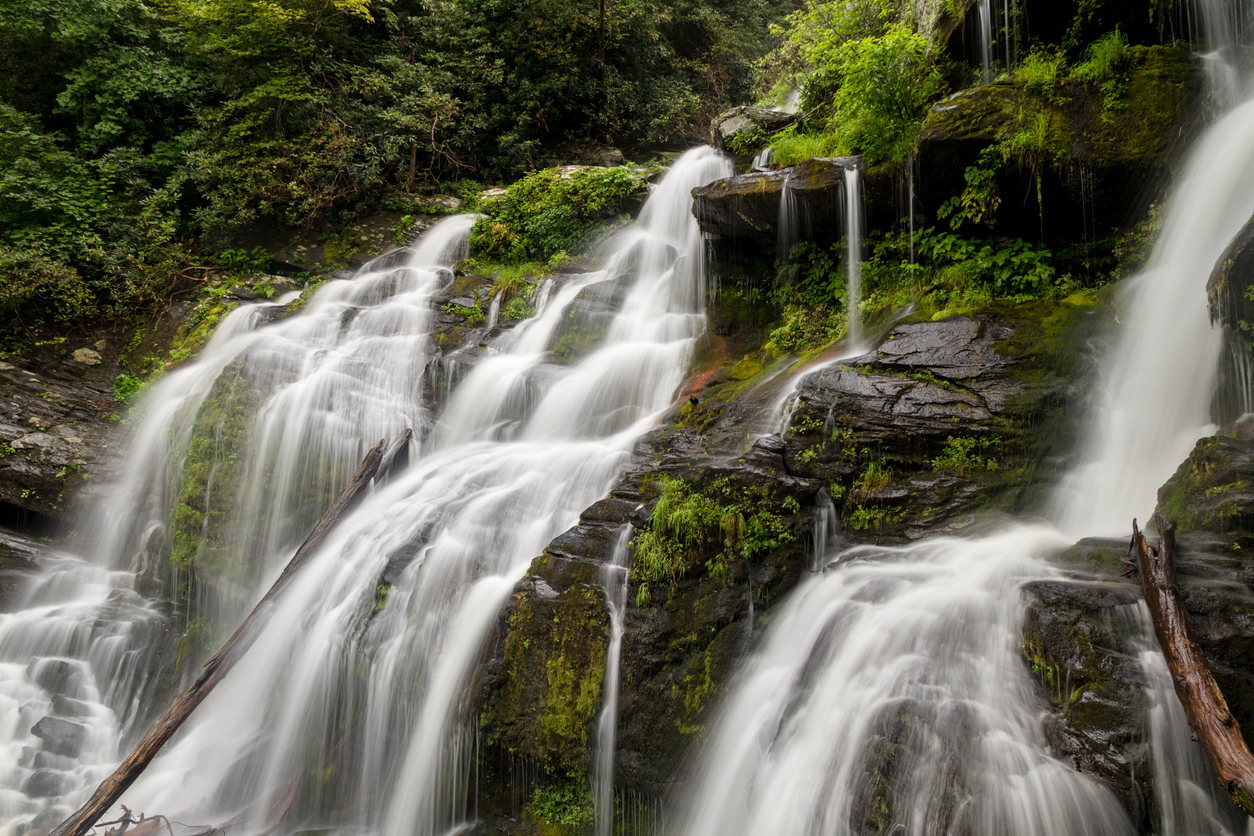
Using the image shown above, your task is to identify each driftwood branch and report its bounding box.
[52,433,411,836]
[1133,514,1254,815]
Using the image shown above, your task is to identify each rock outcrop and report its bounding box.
[0,348,123,523]
[709,106,797,151]
[690,156,862,244]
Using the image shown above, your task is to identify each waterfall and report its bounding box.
[776,173,800,266]
[844,167,863,348]
[977,0,993,84]
[0,147,731,836]
[593,527,632,836]
[681,528,1137,836]
[1051,97,1254,536]
[680,9,1254,833]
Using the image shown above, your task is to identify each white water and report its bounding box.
[977,0,993,83]
[0,147,731,836]
[682,15,1254,836]
[844,167,863,348]
[1051,97,1254,536]
[593,527,632,836]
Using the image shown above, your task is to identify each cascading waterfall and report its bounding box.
[0,215,477,833]
[0,146,731,836]
[681,529,1137,836]
[844,167,863,348]
[1051,95,1254,537]
[681,11,1254,836]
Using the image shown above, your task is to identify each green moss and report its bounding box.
[1085,46,1196,162]
[169,363,259,579]
[470,166,646,264]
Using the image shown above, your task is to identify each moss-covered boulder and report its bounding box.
[1020,579,1152,826]
[1154,430,1254,748]
[690,156,866,243]
[475,435,823,816]
[917,45,1202,248]
[782,299,1099,541]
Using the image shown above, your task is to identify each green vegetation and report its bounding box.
[930,435,1000,476]
[632,475,797,595]
[470,166,646,264]
[0,0,780,332]
[759,5,947,168]
[529,779,595,829]
[769,226,1070,353]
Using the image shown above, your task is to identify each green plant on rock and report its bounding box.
[938,146,1002,231]
[470,166,645,264]
[930,435,1000,476]
[530,778,594,828]
[502,297,533,321]
[632,475,797,592]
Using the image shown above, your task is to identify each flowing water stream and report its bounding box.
[0,148,732,836]
[678,17,1254,836]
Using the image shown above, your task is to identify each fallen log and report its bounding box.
[51,433,408,836]
[1133,513,1254,816]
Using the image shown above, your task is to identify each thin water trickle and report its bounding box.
[593,527,632,836]
[843,167,863,348]
[977,0,993,83]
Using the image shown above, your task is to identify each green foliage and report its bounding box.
[632,475,796,591]
[470,166,646,263]
[1015,48,1069,101]
[1074,28,1130,84]
[502,297,533,322]
[938,146,1002,230]
[530,779,595,827]
[930,435,1000,476]
[113,372,148,407]
[767,126,841,167]
[762,6,947,168]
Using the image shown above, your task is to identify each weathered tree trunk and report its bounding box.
[50,433,409,836]
[1133,513,1254,815]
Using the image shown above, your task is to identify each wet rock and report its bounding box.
[780,305,1093,542]
[917,48,1202,247]
[476,435,821,805]
[691,157,862,243]
[30,715,87,758]
[50,695,90,718]
[0,528,41,610]
[0,354,121,521]
[709,106,796,151]
[1154,432,1254,748]
[20,805,71,836]
[29,659,87,699]
[1020,579,1152,826]
[1207,213,1254,353]
[22,769,74,798]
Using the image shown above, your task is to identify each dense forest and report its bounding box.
[0,0,776,333]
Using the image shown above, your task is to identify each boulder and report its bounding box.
[1020,579,1152,826]
[475,436,822,808]
[1207,213,1254,352]
[30,715,87,758]
[691,156,863,243]
[709,106,796,151]
[0,352,122,522]
[21,769,74,799]
[29,659,88,699]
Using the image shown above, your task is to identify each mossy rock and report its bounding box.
[1020,579,1152,825]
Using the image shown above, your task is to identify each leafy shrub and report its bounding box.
[502,297,532,321]
[530,781,594,827]
[0,247,95,323]
[930,436,1000,476]
[1074,28,1130,83]
[632,476,796,591]
[1016,47,1069,99]
[470,166,646,263]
